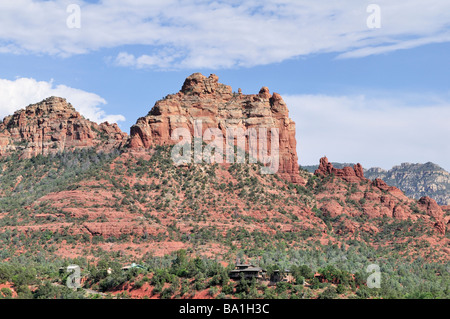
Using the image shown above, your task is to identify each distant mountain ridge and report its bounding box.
[301,162,450,205]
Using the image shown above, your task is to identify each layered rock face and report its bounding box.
[0,97,128,158]
[129,73,301,183]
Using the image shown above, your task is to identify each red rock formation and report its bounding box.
[372,178,406,198]
[0,97,128,158]
[418,196,445,220]
[434,221,446,235]
[416,196,446,234]
[83,222,149,238]
[314,157,366,183]
[313,157,448,233]
[129,73,302,183]
[393,205,408,220]
[313,157,421,221]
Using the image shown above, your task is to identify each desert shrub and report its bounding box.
[0,287,12,298]
[319,287,338,299]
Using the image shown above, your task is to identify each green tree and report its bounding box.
[319,287,338,299]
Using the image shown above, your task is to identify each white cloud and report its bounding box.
[115,52,178,69]
[0,77,125,124]
[0,1,450,69]
[283,93,450,171]
[338,32,450,59]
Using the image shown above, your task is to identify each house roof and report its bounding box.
[121,263,145,270]
[236,264,257,267]
[230,267,264,272]
[272,269,291,273]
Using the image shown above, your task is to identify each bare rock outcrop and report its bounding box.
[314,156,366,184]
[372,178,406,198]
[417,196,446,234]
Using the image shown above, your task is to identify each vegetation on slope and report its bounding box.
[0,146,448,299]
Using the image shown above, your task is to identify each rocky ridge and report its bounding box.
[365,163,450,205]
[304,161,450,206]
[313,157,448,235]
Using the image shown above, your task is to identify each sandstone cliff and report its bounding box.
[129,73,301,183]
[0,96,128,158]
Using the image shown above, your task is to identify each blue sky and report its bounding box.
[0,0,449,170]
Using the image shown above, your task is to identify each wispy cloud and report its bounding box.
[0,77,125,124]
[114,52,179,69]
[284,93,450,171]
[0,1,450,69]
